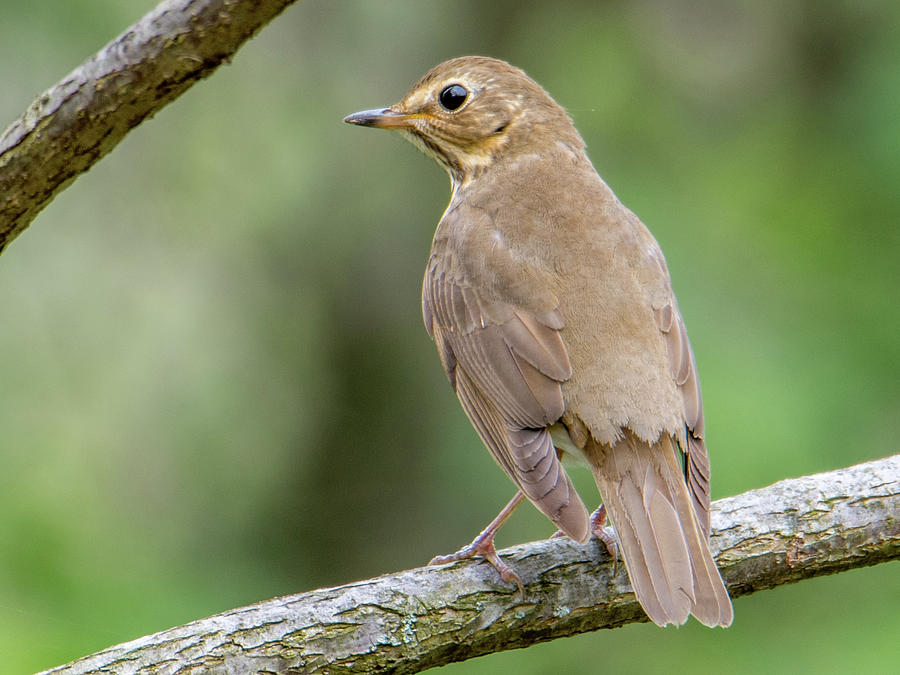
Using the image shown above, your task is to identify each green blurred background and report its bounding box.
[1,1,898,672]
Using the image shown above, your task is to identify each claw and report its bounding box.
[550,505,617,557]
[590,504,619,575]
[429,538,523,594]
[428,491,526,594]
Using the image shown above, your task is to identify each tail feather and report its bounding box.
[588,432,732,627]
[614,465,693,623]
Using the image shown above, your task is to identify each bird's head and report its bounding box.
[344,56,584,186]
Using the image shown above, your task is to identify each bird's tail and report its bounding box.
[586,431,733,627]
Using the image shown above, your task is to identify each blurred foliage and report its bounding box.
[1,0,898,672]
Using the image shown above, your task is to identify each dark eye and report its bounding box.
[439,84,468,111]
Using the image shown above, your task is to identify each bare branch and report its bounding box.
[40,454,900,675]
[0,0,300,253]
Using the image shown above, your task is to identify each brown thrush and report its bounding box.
[344,56,733,627]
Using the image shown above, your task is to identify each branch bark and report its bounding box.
[0,0,300,254]
[40,454,900,675]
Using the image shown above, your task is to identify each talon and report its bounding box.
[429,538,523,593]
[429,551,463,566]
[479,545,524,595]
[428,491,526,593]
[590,504,620,573]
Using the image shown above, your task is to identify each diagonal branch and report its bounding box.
[40,454,900,675]
[0,0,301,254]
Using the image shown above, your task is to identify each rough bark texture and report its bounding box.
[40,454,900,675]
[0,0,299,253]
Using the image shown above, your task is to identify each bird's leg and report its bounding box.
[550,503,618,570]
[589,504,619,577]
[589,504,618,560]
[428,490,526,592]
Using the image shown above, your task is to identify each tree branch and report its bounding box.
[40,454,900,675]
[0,0,300,254]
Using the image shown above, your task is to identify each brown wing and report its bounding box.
[423,266,590,542]
[654,297,711,537]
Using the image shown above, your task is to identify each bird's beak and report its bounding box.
[343,107,415,129]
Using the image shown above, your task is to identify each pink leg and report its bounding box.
[589,504,619,577]
[589,504,618,560]
[429,491,526,592]
[551,503,618,565]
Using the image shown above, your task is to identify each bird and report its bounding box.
[344,56,733,627]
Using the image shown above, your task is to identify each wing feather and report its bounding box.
[655,297,711,537]
[424,263,589,541]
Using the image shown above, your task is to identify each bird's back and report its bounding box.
[441,148,687,447]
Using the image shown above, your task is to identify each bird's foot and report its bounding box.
[551,506,619,571]
[429,534,523,594]
[589,504,619,575]
[549,505,616,555]
[429,491,525,593]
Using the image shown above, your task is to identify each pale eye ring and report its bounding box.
[439,84,468,111]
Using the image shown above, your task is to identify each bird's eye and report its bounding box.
[439,84,468,111]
